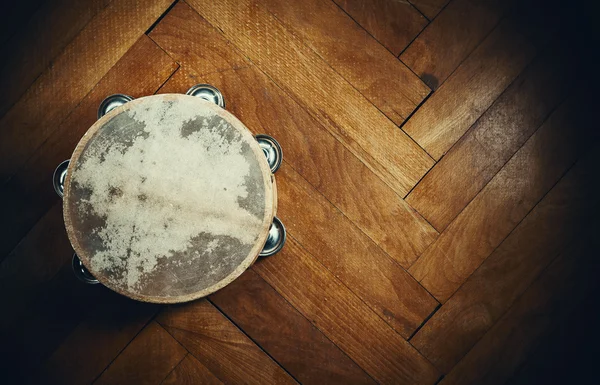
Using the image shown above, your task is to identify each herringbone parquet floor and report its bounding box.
[1,0,598,384]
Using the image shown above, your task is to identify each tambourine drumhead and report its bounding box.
[63,94,275,303]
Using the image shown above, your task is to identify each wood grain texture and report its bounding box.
[94,322,187,385]
[408,0,450,20]
[253,236,440,385]
[0,0,174,182]
[157,300,297,385]
[210,269,375,384]
[163,355,223,385]
[402,17,537,160]
[150,2,437,267]
[411,157,595,372]
[276,162,438,337]
[0,0,109,117]
[406,48,572,231]
[333,0,428,55]
[400,0,513,89]
[148,1,248,75]
[40,296,158,385]
[186,0,434,197]
[440,238,599,385]
[409,97,591,303]
[259,0,430,124]
[0,35,177,260]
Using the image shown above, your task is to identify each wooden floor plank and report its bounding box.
[440,237,599,385]
[409,97,592,302]
[0,35,177,260]
[149,3,437,268]
[39,297,157,385]
[163,355,223,385]
[94,322,187,385]
[253,236,440,385]
[332,0,428,55]
[402,17,537,160]
[157,300,297,385]
[275,163,438,337]
[258,0,430,124]
[147,1,248,75]
[0,0,110,117]
[400,0,514,90]
[0,0,174,182]
[406,48,572,231]
[210,269,376,385]
[411,157,596,372]
[186,0,434,197]
[408,0,450,20]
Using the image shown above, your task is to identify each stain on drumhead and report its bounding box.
[66,96,268,299]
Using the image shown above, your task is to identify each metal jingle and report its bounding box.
[97,94,134,119]
[255,134,283,173]
[72,253,99,284]
[185,84,225,108]
[259,217,286,257]
[53,159,70,198]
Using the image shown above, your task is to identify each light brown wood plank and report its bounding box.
[163,355,223,385]
[148,1,248,74]
[157,300,297,385]
[333,0,428,55]
[406,48,572,231]
[150,4,437,267]
[259,0,430,124]
[409,97,591,303]
[0,35,178,260]
[253,236,441,385]
[0,0,110,117]
[40,297,158,385]
[408,0,450,20]
[210,269,375,384]
[440,238,599,385]
[186,0,434,197]
[402,17,537,160]
[400,0,513,89]
[276,162,438,337]
[0,0,174,182]
[94,322,187,385]
[411,157,595,372]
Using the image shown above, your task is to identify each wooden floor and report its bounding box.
[1,0,599,384]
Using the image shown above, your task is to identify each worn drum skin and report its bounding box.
[63,94,275,303]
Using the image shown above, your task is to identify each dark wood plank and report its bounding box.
[0,35,178,260]
[157,300,297,385]
[0,0,174,182]
[402,17,537,160]
[147,1,248,74]
[406,47,572,231]
[408,0,450,20]
[94,322,187,385]
[253,236,440,384]
[400,0,514,90]
[149,2,437,268]
[411,156,596,372]
[0,0,45,48]
[258,0,430,124]
[333,0,427,55]
[0,0,110,117]
[274,162,438,337]
[210,269,376,384]
[409,97,592,302]
[163,354,223,385]
[440,237,599,385]
[39,297,157,385]
[187,0,434,197]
